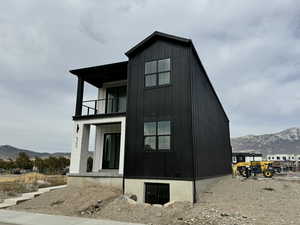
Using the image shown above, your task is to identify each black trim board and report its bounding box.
[73,112,126,121]
[124,176,194,181]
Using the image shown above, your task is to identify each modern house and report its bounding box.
[68,31,232,204]
[232,152,263,163]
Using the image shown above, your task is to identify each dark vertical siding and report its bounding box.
[190,50,232,179]
[125,39,194,180]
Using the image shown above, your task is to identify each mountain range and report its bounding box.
[0,145,70,160]
[231,127,300,155]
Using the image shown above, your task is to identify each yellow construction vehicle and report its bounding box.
[233,161,274,178]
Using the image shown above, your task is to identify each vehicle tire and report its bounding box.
[263,170,273,178]
[239,167,250,178]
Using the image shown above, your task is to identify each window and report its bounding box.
[145,58,171,87]
[145,183,170,205]
[144,121,171,151]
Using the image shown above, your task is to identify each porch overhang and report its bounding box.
[70,61,128,88]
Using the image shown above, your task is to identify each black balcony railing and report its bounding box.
[82,98,126,116]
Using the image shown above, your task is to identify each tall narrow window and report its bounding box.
[145,58,171,87]
[144,120,171,151]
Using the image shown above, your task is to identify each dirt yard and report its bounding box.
[0,173,66,203]
[8,174,300,225]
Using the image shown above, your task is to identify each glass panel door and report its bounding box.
[102,133,120,169]
[106,86,127,113]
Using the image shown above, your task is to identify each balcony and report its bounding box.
[82,97,127,116]
[70,61,128,120]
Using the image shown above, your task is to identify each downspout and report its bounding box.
[189,47,197,203]
[122,58,131,195]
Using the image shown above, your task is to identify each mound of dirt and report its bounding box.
[9,184,121,217]
[9,175,300,225]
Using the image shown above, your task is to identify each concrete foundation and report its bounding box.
[125,179,194,203]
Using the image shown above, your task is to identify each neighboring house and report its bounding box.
[266,154,298,161]
[232,152,263,163]
[68,31,232,204]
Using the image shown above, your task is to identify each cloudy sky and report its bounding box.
[0,0,299,153]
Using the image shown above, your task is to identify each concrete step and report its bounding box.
[0,202,15,209]
[22,192,41,198]
[4,196,31,205]
[0,184,67,209]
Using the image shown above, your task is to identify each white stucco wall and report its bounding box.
[70,123,90,173]
[70,116,126,175]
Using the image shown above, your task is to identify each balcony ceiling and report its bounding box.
[70,61,128,88]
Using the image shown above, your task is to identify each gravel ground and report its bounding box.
[8,174,300,225]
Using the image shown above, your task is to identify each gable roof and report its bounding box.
[125,31,192,57]
[125,31,229,122]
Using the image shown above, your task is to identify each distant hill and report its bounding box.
[231,127,300,155]
[0,145,70,160]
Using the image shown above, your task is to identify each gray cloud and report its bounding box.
[0,0,299,152]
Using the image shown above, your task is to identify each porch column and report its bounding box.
[93,125,104,172]
[69,123,90,173]
[118,118,126,174]
[75,77,84,116]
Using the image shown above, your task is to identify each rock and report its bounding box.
[164,201,175,207]
[152,204,162,207]
[220,213,229,217]
[127,199,137,205]
[129,194,137,201]
[122,194,137,201]
[143,203,151,207]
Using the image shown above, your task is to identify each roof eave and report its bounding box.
[125,31,192,57]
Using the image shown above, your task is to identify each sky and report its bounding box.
[0,0,300,153]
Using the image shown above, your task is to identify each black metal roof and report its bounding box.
[125,31,192,57]
[68,31,229,122]
[69,61,128,88]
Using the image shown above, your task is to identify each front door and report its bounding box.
[102,133,120,169]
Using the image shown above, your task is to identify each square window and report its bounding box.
[144,136,156,151]
[144,122,156,135]
[158,58,170,72]
[145,74,157,87]
[158,136,170,150]
[158,72,170,85]
[145,183,170,205]
[157,121,171,135]
[145,61,157,74]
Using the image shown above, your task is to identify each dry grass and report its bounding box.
[0,173,66,186]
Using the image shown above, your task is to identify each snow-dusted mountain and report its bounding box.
[231,127,300,155]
